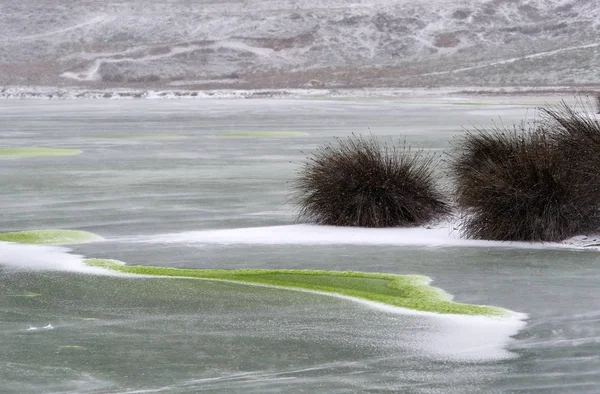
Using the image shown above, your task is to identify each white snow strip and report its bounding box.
[1,16,113,42]
[212,41,275,57]
[239,281,527,361]
[421,42,600,76]
[0,242,128,276]
[174,276,527,362]
[168,79,242,86]
[419,310,527,361]
[137,224,575,250]
[351,294,527,362]
[60,44,208,82]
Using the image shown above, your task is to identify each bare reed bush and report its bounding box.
[451,124,599,242]
[541,100,600,171]
[293,135,450,227]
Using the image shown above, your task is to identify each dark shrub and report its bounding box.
[451,120,600,242]
[292,135,450,227]
[541,99,600,149]
[540,100,600,184]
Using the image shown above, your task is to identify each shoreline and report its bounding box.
[1,86,599,100]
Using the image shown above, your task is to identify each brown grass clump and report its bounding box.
[541,100,600,167]
[293,135,450,227]
[451,102,600,242]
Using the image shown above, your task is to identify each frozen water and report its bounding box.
[1,97,599,393]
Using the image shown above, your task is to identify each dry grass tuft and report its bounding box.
[451,101,600,241]
[293,135,450,227]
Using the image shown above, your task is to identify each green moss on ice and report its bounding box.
[85,259,508,317]
[5,292,41,297]
[0,230,100,245]
[0,148,82,157]
[218,132,309,137]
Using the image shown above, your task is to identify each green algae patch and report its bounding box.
[85,259,508,317]
[218,132,309,137]
[0,230,100,245]
[0,148,82,157]
[4,292,41,297]
[59,345,86,350]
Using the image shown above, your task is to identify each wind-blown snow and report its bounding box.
[0,242,125,275]
[136,224,585,250]
[0,230,528,363]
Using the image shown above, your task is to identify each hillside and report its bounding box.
[1,0,598,89]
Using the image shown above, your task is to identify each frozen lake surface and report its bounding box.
[1,97,599,393]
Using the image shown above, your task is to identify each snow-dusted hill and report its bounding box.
[0,0,598,89]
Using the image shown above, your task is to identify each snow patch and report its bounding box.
[136,224,581,250]
[0,242,127,276]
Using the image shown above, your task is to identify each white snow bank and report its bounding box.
[0,242,126,275]
[268,288,527,362]
[136,224,591,250]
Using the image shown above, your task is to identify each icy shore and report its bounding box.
[1,86,598,100]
